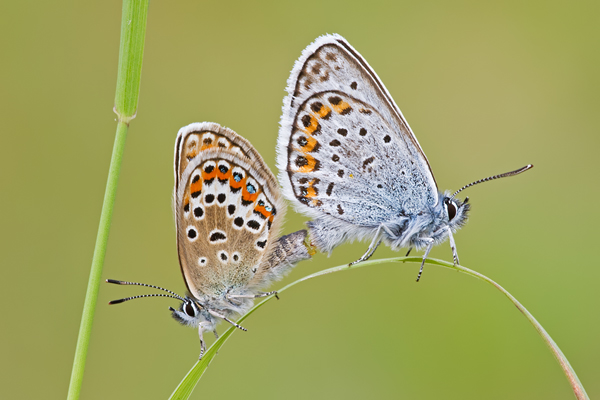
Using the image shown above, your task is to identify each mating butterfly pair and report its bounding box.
[109,34,531,358]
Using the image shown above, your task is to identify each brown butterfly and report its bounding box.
[108,122,312,358]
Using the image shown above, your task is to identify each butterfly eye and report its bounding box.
[446,199,457,221]
[184,301,196,317]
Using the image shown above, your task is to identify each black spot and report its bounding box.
[311,63,321,74]
[203,138,212,145]
[230,185,241,193]
[194,207,204,218]
[340,106,353,115]
[350,81,357,90]
[184,203,190,212]
[298,177,308,184]
[301,114,312,128]
[297,136,308,147]
[256,240,267,249]
[217,141,226,148]
[210,232,226,242]
[247,220,260,230]
[187,229,197,239]
[359,128,367,136]
[233,254,239,261]
[359,109,372,115]
[241,199,253,206]
[363,157,374,168]
[383,135,391,143]
[267,219,272,230]
[299,186,308,196]
[191,190,201,199]
[234,217,244,227]
[220,252,227,261]
[192,175,200,183]
[337,204,344,215]
[228,204,236,215]
[332,154,340,162]
[205,194,215,204]
[204,178,214,185]
[329,139,341,147]
[217,193,226,203]
[219,165,229,173]
[218,177,228,184]
[204,164,214,173]
[328,96,342,105]
[326,182,334,196]
[313,159,322,171]
[337,128,348,136]
[295,156,308,167]
[310,102,323,113]
[377,184,383,189]
[337,169,344,177]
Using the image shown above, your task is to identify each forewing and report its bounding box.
[278,34,438,226]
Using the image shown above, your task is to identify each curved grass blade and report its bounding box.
[169,257,588,400]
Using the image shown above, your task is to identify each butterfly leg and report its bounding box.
[349,225,385,266]
[446,227,460,266]
[197,322,208,360]
[416,239,435,282]
[207,309,248,332]
[405,247,413,257]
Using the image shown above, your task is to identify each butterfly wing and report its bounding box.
[174,122,286,298]
[278,34,439,227]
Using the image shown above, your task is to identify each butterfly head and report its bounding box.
[443,195,470,232]
[169,296,208,328]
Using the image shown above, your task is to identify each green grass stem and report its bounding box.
[170,257,589,400]
[66,1,148,398]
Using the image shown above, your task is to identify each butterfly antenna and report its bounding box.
[452,164,533,198]
[106,279,186,302]
[108,293,184,305]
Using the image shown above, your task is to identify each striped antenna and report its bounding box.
[452,164,533,198]
[108,293,184,305]
[106,279,185,304]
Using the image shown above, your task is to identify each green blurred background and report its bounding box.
[1,0,599,399]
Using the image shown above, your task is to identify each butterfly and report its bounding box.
[277,34,532,281]
[108,122,312,358]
